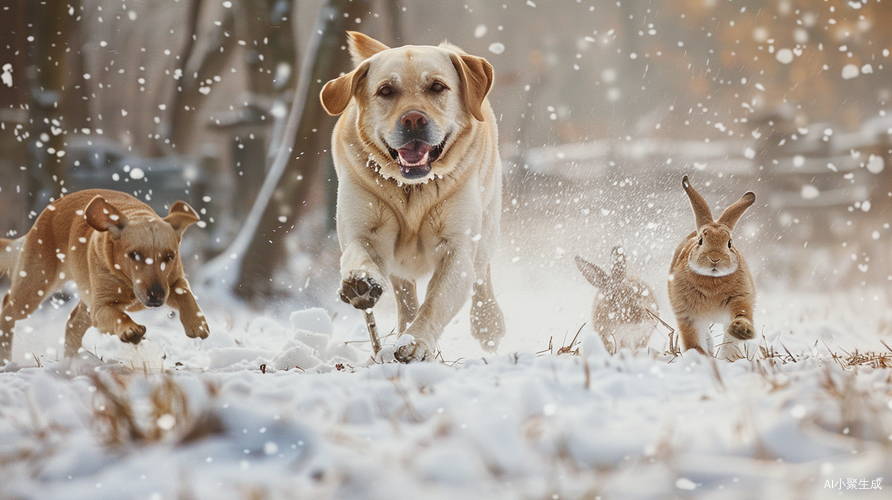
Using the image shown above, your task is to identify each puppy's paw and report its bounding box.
[119,324,147,344]
[394,335,435,363]
[183,316,210,339]
[339,273,383,310]
[728,318,755,340]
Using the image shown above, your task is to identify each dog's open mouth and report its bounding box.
[389,140,443,179]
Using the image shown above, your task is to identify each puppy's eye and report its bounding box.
[430,81,447,93]
[377,85,393,97]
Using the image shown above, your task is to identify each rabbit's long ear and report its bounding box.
[717,191,756,230]
[682,175,714,229]
[575,256,609,288]
[609,246,627,282]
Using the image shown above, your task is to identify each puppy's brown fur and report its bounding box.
[320,32,505,361]
[0,189,209,364]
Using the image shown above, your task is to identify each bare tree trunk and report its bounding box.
[159,0,282,156]
[387,0,404,44]
[228,0,370,300]
[0,0,32,235]
[27,0,71,204]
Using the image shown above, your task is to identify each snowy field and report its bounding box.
[2,181,892,499]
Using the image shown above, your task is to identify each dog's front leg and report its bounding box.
[167,278,210,339]
[391,276,418,333]
[395,245,474,362]
[338,238,387,310]
[64,301,92,357]
[470,263,505,352]
[90,295,147,345]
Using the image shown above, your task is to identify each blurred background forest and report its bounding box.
[2,0,892,306]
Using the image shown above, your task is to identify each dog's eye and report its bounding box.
[377,84,393,97]
[429,81,447,93]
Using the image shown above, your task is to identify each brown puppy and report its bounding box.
[0,189,209,364]
[320,32,505,361]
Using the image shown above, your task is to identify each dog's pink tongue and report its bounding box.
[397,141,432,166]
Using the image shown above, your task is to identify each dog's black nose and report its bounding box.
[146,283,165,307]
[400,111,428,131]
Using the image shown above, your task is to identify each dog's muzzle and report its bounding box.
[390,140,443,179]
[145,283,166,307]
[387,111,445,179]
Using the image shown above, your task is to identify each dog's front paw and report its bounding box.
[339,273,383,310]
[394,335,435,363]
[119,324,147,344]
[728,318,755,340]
[183,315,210,339]
[471,322,504,353]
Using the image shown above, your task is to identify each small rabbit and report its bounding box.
[575,246,659,353]
[668,175,756,360]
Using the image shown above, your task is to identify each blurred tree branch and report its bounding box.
[159,0,292,156]
[0,0,33,235]
[28,0,71,203]
[200,0,371,300]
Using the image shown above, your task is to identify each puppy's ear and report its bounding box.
[347,31,389,66]
[450,52,494,122]
[85,196,128,237]
[164,201,200,239]
[320,62,370,116]
[575,256,609,289]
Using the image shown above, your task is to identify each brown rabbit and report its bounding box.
[575,246,659,353]
[668,175,756,360]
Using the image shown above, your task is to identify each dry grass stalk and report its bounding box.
[90,372,145,445]
[557,325,584,356]
[831,348,892,369]
[89,372,224,448]
[646,308,680,357]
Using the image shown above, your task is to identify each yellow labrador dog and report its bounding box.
[320,32,505,361]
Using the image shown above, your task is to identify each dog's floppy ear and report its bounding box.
[85,195,128,237]
[320,62,370,116]
[450,52,494,122]
[347,31,389,66]
[319,32,387,116]
[164,201,200,239]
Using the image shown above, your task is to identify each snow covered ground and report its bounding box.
[2,183,892,499]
